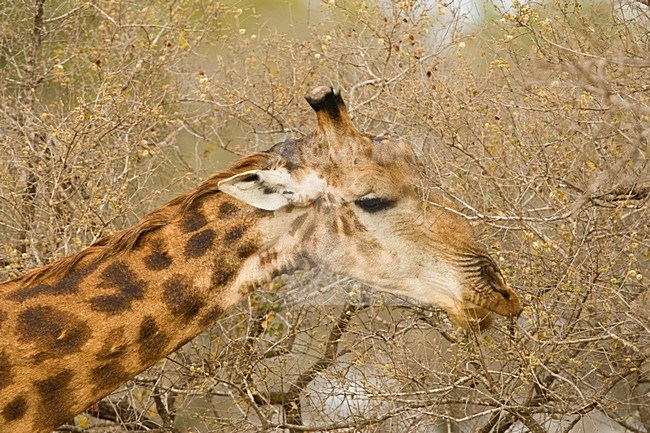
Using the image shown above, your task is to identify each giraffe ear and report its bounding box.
[218,169,325,211]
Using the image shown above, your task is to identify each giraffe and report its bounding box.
[0,86,521,433]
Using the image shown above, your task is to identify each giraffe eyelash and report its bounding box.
[354,196,397,213]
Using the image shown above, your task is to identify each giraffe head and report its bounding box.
[220,86,521,329]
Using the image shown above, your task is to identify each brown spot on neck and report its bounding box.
[218,201,239,218]
[224,225,246,243]
[137,316,170,364]
[91,361,127,394]
[35,369,75,426]
[17,306,91,364]
[180,199,209,233]
[237,240,258,259]
[144,239,173,271]
[89,262,146,313]
[185,229,216,258]
[6,265,93,302]
[2,396,27,422]
[163,275,205,320]
[212,256,238,288]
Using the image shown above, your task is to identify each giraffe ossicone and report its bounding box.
[0,85,521,433]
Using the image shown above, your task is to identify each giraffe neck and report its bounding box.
[0,170,282,432]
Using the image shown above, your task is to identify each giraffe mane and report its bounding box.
[3,152,271,289]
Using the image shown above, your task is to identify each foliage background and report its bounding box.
[0,0,648,432]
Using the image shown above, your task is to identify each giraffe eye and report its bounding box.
[354,196,396,213]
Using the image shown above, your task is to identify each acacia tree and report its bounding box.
[1,1,648,432]
[0,0,236,275]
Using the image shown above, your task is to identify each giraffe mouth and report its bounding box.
[465,282,523,318]
[452,253,524,319]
